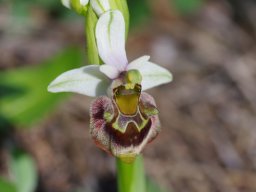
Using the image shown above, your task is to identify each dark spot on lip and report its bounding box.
[93,101,105,120]
[105,119,152,147]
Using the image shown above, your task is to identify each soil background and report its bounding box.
[1,0,256,192]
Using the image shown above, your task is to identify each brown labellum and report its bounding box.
[90,92,160,163]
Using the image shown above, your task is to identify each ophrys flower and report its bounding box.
[48,10,172,162]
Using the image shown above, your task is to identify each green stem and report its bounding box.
[116,155,146,192]
[85,6,100,64]
[84,2,146,192]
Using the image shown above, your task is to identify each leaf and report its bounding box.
[0,178,16,192]
[10,149,37,192]
[0,48,83,127]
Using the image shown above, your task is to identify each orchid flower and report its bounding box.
[48,10,172,162]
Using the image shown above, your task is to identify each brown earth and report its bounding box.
[1,0,256,192]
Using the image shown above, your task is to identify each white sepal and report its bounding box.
[127,56,173,90]
[96,10,128,72]
[61,0,71,8]
[90,0,110,16]
[128,55,150,67]
[47,65,110,97]
[100,64,119,79]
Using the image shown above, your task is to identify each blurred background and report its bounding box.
[1,0,256,192]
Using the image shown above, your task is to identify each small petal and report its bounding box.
[80,0,89,6]
[129,55,150,66]
[100,64,119,79]
[96,10,128,72]
[48,65,110,97]
[90,0,110,16]
[61,0,71,8]
[128,56,173,90]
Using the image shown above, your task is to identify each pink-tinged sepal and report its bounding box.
[90,93,160,163]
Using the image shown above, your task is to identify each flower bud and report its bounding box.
[90,0,110,16]
[61,0,89,15]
